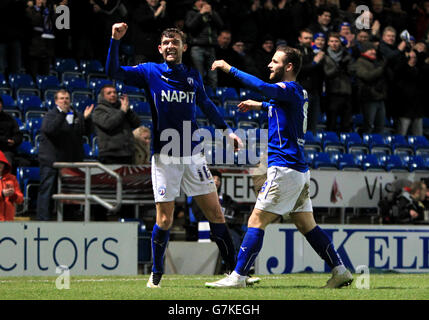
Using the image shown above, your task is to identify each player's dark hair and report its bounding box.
[211,169,222,179]
[276,46,302,76]
[160,28,187,44]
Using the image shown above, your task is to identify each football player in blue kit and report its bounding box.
[106,22,259,288]
[205,46,353,288]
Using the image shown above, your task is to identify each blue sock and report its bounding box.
[305,225,343,270]
[235,227,265,276]
[209,222,236,272]
[151,224,170,274]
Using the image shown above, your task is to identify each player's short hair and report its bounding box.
[276,46,302,76]
[211,169,222,179]
[54,89,70,100]
[160,28,187,44]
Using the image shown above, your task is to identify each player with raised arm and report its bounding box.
[106,23,255,288]
[205,46,353,289]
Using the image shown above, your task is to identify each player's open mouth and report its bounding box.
[166,51,177,58]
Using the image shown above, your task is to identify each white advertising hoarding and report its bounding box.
[0,222,138,276]
[255,224,429,274]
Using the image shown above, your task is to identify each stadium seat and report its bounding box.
[55,58,79,74]
[407,155,429,172]
[304,131,322,152]
[64,77,89,92]
[0,73,9,87]
[236,111,260,128]
[116,81,141,95]
[26,117,44,141]
[362,133,392,155]
[73,98,95,113]
[384,134,414,155]
[79,59,104,76]
[130,101,151,117]
[384,154,409,172]
[316,113,327,131]
[61,71,84,84]
[304,149,316,168]
[313,152,338,170]
[18,95,45,119]
[352,114,363,132]
[16,141,38,158]
[1,93,18,110]
[8,73,36,90]
[36,75,61,91]
[16,166,41,212]
[317,131,346,153]
[88,78,113,96]
[361,154,385,171]
[339,132,369,154]
[407,135,429,155]
[216,87,239,105]
[239,88,264,101]
[337,153,361,171]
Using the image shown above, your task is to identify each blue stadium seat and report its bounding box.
[317,131,346,153]
[73,98,95,113]
[26,117,44,140]
[55,58,79,74]
[339,132,369,154]
[0,73,9,87]
[64,77,88,92]
[384,134,414,155]
[384,154,408,172]
[361,154,385,171]
[337,153,361,171]
[18,96,45,118]
[304,149,316,168]
[130,101,151,117]
[304,131,322,152]
[313,152,338,170]
[61,71,84,84]
[239,88,264,101]
[408,155,429,172]
[362,133,392,154]
[407,135,429,155]
[1,94,17,110]
[236,111,260,128]
[140,118,153,131]
[16,141,38,158]
[80,59,104,75]
[16,166,41,212]
[316,113,327,131]
[216,87,239,105]
[8,73,35,90]
[116,81,141,95]
[36,75,61,91]
[88,78,113,96]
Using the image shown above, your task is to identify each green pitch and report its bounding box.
[1,274,429,300]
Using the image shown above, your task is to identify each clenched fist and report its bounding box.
[112,23,128,40]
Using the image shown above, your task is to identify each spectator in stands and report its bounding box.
[378,26,407,122]
[131,0,170,64]
[0,0,27,75]
[323,32,353,132]
[338,22,355,49]
[296,29,325,134]
[350,41,387,134]
[185,0,224,88]
[26,0,56,79]
[215,30,243,88]
[252,34,275,82]
[309,6,334,39]
[312,32,326,53]
[37,89,94,221]
[396,181,427,224]
[0,96,23,169]
[394,49,424,136]
[0,150,23,221]
[231,39,259,76]
[92,85,140,164]
[371,0,389,32]
[133,126,151,165]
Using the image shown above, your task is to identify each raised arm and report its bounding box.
[106,23,146,86]
[211,60,292,102]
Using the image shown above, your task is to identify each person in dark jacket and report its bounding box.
[185,0,224,88]
[394,50,424,136]
[91,84,140,164]
[215,30,243,88]
[350,41,388,134]
[396,181,427,224]
[296,29,325,134]
[323,32,353,132]
[26,0,56,79]
[0,96,23,168]
[37,89,93,221]
[131,0,170,64]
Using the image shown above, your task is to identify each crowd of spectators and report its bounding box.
[2,0,429,222]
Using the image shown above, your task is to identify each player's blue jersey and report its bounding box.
[229,67,309,172]
[106,39,229,156]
